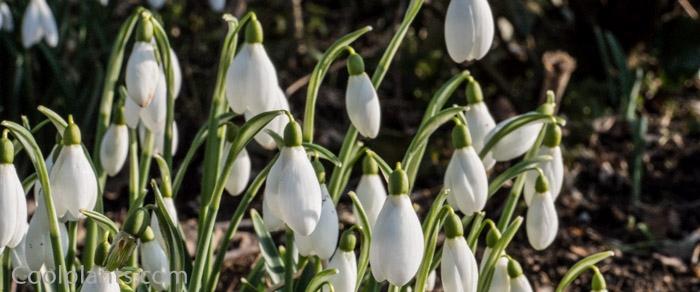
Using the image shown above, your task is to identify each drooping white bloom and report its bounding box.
[208,0,225,12]
[243,87,289,150]
[262,195,285,232]
[11,237,31,281]
[51,144,98,221]
[441,236,478,292]
[225,43,279,114]
[444,147,488,214]
[170,48,182,97]
[139,121,179,155]
[510,273,533,292]
[488,257,510,292]
[444,0,494,62]
[147,0,165,10]
[485,116,543,162]
[369,172,424,286]
[124,98,142,129]
[80,266,120,292]
[26,197,69,271]
[426,270,437,291]
[355,174,387,228]
[100,123,129,177]
[0,164,24,249]
[524,146,563,205]
[526,190,558,250]
[346,72,381,138]
[150,197,179,250]
[21,0,58,48]
[126,41,160,107]
[324,248,357,292]
[140,69,167,132]
[140,239,170,291]
[294,185,339,260]
[265,144,322,235]
[0,3,15,32]
[223,145,251,196]
[465,101,496,169]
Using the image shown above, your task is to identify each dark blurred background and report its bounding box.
[1,0,699,290]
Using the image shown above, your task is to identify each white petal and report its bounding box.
[9,184,28,248]
[271,147,322,235]
[445,0,494,62]
[523,146,564,205]
[294,185,338,260]
[487,117,542,162]
[324,250,357,292]
[140,69,167,132]
[80,267,120,292]
[346,73,381,138]
[444,147,488,214]
[526,191,558,250]
[124,98,142,129]
[50,145,98,221]
[262,195,285,232]
[441,237,478,292]
[355,174,387,228]
[369,195,424,286]
[465,102,496,153]
[208,0,225,12]
[37,0,57,47]
[426,270,437,291]
[148,0,165,10]
[226,44,279,115]
[140,121,179,155]
[224,147,251,196]
[244,87,289,150]
[1,3,15,32]
[488,257,511,292]
[510,274,534,292]
[170,48,182,97]
[140,240,170,291]
[126,42,160,107]
[100,124,129,176]
[0,164,20,247]
[11,237,31,280]
[21,0,43,48]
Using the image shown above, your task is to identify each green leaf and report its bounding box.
[153,155,174,198]
[304,142,342,167]
[477,217,523,291]
[347,192,371,291]
[487,155,552,197]
[304,269,338,292]
[232,110,287,154]
[555,251,615,292]
[250,209,285,284]
[79,210,119,236]
[479,112,559,159]
[402,106,466,176]
[151,181,188,292]
[37,106,68,135]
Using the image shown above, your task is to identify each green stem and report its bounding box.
[414,205,452,292]
[66,222,78,291]
[138,129,154,193]
[555,251,615,292]
[284,229,295,292]
[2,249,10,292]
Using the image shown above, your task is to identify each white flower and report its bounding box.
[124,98,142,129]
[426,270,437,291]
[444,147,488,214]
[100,123,129,177]
[98,0,108,6]
[488,257,510,292]
[150,197,178,250]
[355,174,387,228]
[441,236,478,292]
[524,146,563,205]
[294,185,339,260]
[465,101,496,169]
[346,72,381,138]
[223,145,251,196]
[444,0,494,62]
[148,0,165,10]
[26,197,69,271]
[485,116,543,162]
[526,189,558,250]
[225,43,279,114]
[510,274,533,292]
[21,0,58,48]
[51,144,98,221]
[265,145,322,235]
[324,249,357,292]
[244,86,289,150]
[139,121,179,155]
[140,239,170,291]
[140,69,167,132]
[262,195,285,232]
[0,3,15,32]
[209,0,225,12]
[0,163,25,249]
[80,266,120,292]
[170,48,182,98]
[369,187,424,286]
[11,237,31,281]
[126,41,160,107]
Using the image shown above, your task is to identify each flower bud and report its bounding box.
[441,234,478,292]
[444,0,494,62]
[103,231,137,271]
[100,110,129,176]
[526,189,558,250]
[591,268,607,292]
[21,0,58,48]
[345,57,381,138]
[444,137,488,214]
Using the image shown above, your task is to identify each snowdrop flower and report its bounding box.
[441,210,478,292]
[0,3,14,32]
[526,174,558,250]
[345,51,381,138]
[50,116,98,221]
[591,267,608,292]
[324,231,358,292]
[479,226,500,273]
[370,164,424,286]
[209,0,225,12]
[140,69,167,132]
[426,270,437,291]
[444,122,488,214]
[80,242,119,292]
[444,0,494,62]
[26,194,69,271]
[354,153,387,227]
[464,77,496,169]
[488,256,510,292]
[140,227,170,291]
[295,162,339,260]
[124,98,142,129]
[508,258,533,292]
[244,87,289,149]
[100,106,129,177]
[222,124,251,196]
[0,131,28,251]
[262,196,285,232]
[11,237,31,281]
[265,120,322,235]
[225,15,279,114]
[126,16,160,107]
[139,121,179,155]
[148,0,165,10]
[524,123,563,205]
[485,98,555,162]
[170,48,182,97]
[21,0,58,48]
[150,197,178,250]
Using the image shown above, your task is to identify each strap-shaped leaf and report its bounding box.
[304,269,338,292]
[152,181,189,291]
[347,192,371,291]
[555,251,615,292]
[304,142,342,167]
[153,155,174,198]
[250,209,285,284]
[80,210,119,236]
[487,155,552,197]
[37,105,67,135]
[479,112,565,158]
[477,217,524,291]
